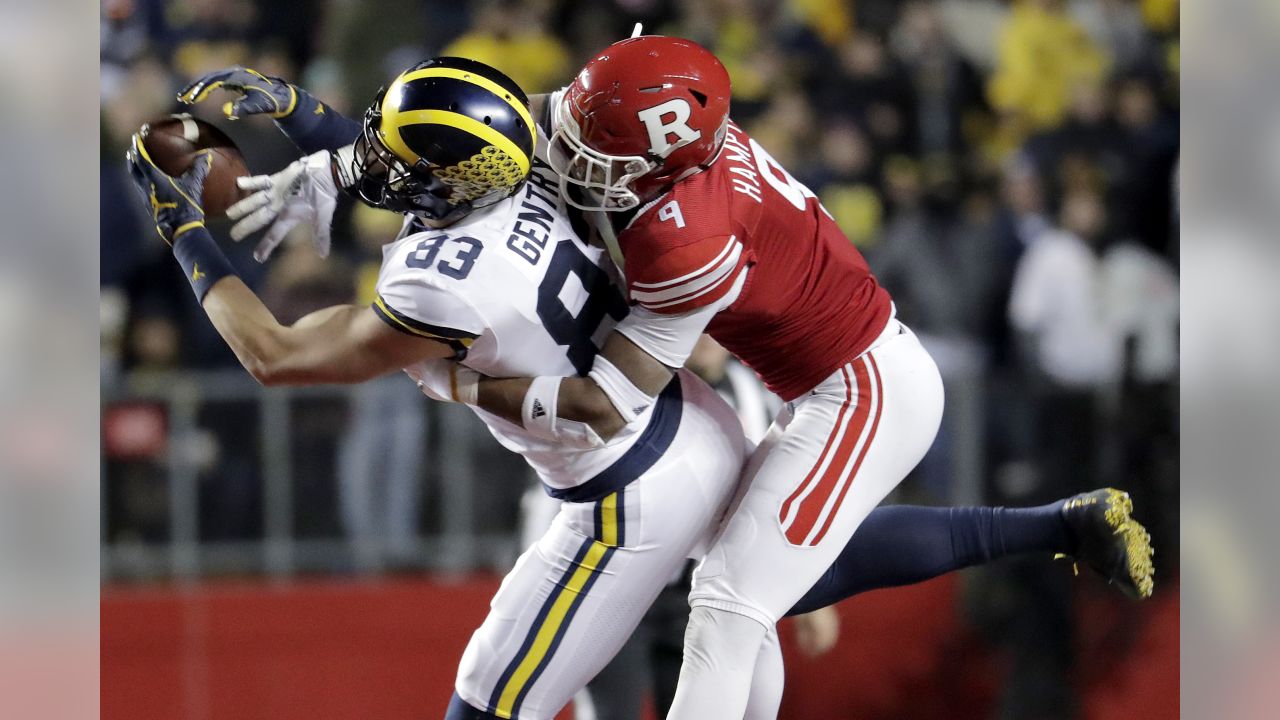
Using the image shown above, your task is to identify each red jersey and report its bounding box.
[617,123,893,401]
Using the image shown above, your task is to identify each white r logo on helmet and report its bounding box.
[637,99,702,158]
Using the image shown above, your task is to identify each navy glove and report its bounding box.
[178,67,300,120]
[179,66,360,155]
[125,133,212,244]
[126,133,237,300]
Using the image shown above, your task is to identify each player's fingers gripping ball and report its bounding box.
[178,66,299,120]
[126,133,211,245]
[134,113,252,217]
[126,119,245,302]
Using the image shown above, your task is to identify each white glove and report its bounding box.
[403,358,480,404]
[227,145,352,262]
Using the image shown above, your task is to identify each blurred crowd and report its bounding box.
[101,1,1178,716]
[100,0,1180,360]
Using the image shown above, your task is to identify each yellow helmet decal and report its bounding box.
[397,66,536,149]
[377,66,536,192]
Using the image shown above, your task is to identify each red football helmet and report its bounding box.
[549,36,732,211]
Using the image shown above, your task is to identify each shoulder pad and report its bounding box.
[625,233,745,314]
[374,235,487,356]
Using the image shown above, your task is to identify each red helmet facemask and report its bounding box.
[548,36,732,212]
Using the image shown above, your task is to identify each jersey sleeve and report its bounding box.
[623,232,748,315]
[373,268,486,359]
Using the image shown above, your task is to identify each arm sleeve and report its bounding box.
[615,267,747,368]
[373,271,486,359]
[625,234,748,315]
[274,90,362,154]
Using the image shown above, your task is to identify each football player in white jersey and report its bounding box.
[130,58,752,720]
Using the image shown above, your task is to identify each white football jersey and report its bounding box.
[381,154,667,493]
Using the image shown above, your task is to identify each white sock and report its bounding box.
[666,606,769,720]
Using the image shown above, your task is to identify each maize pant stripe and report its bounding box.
[489,492,624,718]
[593,490,625,548]
[489,539,616,718]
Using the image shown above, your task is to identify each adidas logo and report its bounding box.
[531,399,547,419]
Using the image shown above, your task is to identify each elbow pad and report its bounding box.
[522,376,605,449]
[587,355,657,424]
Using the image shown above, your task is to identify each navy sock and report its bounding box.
[445,693,502,720]
[786,501,1070,616]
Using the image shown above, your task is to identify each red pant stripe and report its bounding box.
[809,355,884,545]
[777,366,854,529]
[783,359,873,545]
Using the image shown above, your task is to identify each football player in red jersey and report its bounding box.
[416,37,1152,719]
[480,38,936,718]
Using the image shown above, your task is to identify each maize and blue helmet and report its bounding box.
[351,57,536,223]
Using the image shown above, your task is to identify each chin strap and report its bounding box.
[589,209,627,274]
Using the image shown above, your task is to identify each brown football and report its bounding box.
[139,114,250,217]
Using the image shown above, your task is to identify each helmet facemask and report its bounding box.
[548,98,656,212]
[350,93,522,225]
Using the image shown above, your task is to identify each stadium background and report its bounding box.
[99,0,1179,718]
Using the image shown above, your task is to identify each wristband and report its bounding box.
[587,355,656,423]
[269,84,300,119]
[274,88,362,154]
[273,85,321,123]
[172,225,236,302]
[522,375,562,437]
[520,375,604,449]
